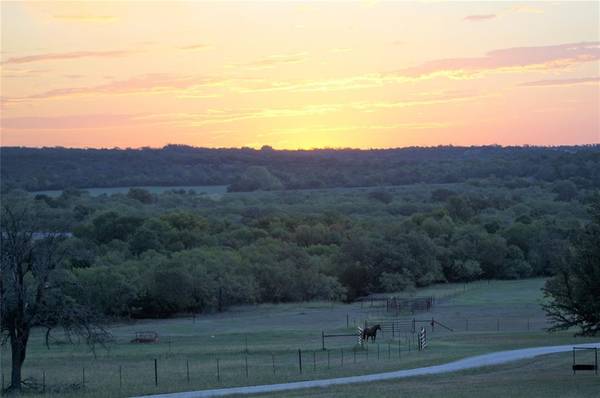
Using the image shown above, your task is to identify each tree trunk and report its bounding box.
[9,328,29,392]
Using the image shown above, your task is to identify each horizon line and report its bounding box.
[2,143,600,152]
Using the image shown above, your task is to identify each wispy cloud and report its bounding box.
[395,42,600,79]
[1,113,145,130]
[464,14,496,22]
[229,52,307,69]
[2,50,133,65]
[178,43,211,51]
[4,73,224,103]
[53,15,117,22]
[509,5,544,15]
[519,76,600,87]
[465,5,543,23]
[1,68,48,78]
[258,122,451,137]
[331,47,351,53]
[167,91,484,127]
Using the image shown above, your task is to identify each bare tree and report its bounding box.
[1,201,109,393]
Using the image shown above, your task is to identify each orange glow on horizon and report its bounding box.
[1,1,598,149]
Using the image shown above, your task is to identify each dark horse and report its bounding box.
[361,324,381,343]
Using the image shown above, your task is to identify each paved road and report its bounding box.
[133,343,599,398]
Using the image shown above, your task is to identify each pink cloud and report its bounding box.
[5,74,220,103]
[2,50,133,65]
[0,114,144,129]
[464,14,496,22]
[396,42,600,78]
[519,76,600,87]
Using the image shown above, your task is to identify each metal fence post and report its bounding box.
[119,365,122,390]
[341,348,344,367]
[82,367,85,388]
[154,358,158,386]
[298,349,302,374]
[186,360,190,383]
[327,350,330,369]
[245,355,249,378]
[216,358,220,382]
[313,351,316,371]
[272,354,276,375]
[322,331,325,351]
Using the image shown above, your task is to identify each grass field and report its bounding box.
[1,278,597,397]
[30,185,228,198]
[251,351,600,398]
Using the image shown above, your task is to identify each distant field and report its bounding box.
[30,185,228,197]
[2,278,596,398]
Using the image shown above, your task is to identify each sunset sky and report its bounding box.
[1,1,599,149]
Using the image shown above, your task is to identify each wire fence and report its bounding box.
[0,315,551,396]
[2,337,421,397]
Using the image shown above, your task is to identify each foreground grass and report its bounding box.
[2,278,595,397]
[251,352,600,398]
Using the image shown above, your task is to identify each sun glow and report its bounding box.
[1,1,598,148]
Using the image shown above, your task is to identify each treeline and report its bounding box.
[2,145,600,192]
[7,176,593,318]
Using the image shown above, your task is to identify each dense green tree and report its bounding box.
[552,180,578,202]
[543,198,600,335]
[127,188,155,204]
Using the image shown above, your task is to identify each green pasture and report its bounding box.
[30,185,228,198]
[252,351,600,398]
[2,278,596,397]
